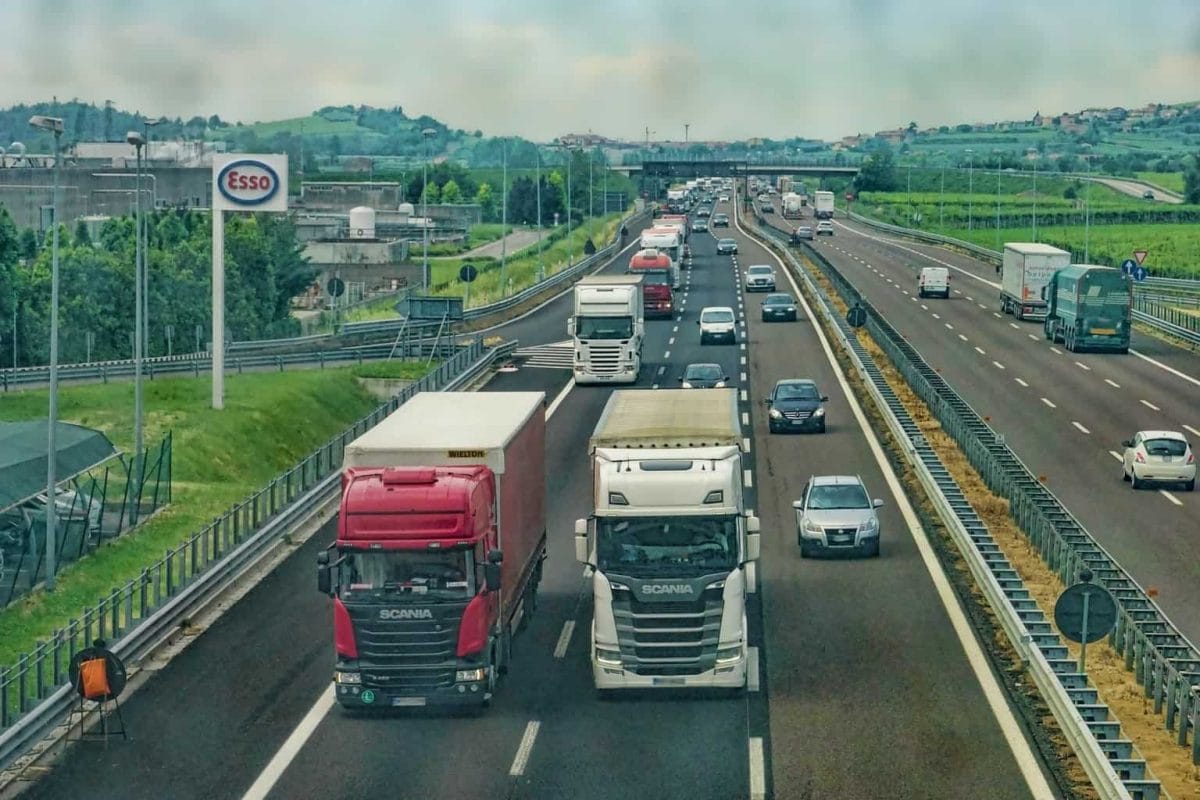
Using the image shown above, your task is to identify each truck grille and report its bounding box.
[583,344,625,375]
[613,587,723,676]
[349,603,465,693]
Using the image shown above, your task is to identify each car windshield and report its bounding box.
[702,310,735,323]
[808,484,870,510]
[577,316,633,339]
[596,515,739,576]
[766,295,794,305]
[339,549,473,600]
[748,266,773,275]
[775,383,819,401]
[1143,438,1187,457]
[720,239,735,246]
[686,364,722,380]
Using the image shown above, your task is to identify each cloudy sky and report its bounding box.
[2,0,1197,142]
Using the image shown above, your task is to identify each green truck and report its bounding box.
[1042,265,1132,353]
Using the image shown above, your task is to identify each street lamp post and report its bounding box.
[500,139,508,295]
[536,147,544,281]
[1081,144,1092,263]
[995,151,1002,252]
[30,114,63,592]
[965,149,974,231]
[139,118,162,362]
[1028,147,1039,241]
[939,156,946,231]
[421,128,437,292]
[126,130,146,505]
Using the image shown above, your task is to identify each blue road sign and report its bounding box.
[1133,265,1148,282]
[1054,582,1117,644]
[1121,258,1137,276]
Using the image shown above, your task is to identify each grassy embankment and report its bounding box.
[0,361,428,667]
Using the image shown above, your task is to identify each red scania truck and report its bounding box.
[627,248,676,319]
[317,391,547,710]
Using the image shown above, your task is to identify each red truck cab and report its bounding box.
[627,249,675,319]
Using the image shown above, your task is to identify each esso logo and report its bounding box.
[217,159,280,206]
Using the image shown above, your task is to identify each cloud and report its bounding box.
[0,0,1196,142]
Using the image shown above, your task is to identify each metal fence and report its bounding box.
[0,337,514,769]
[0,434,173,609]
[756,216,1195,795]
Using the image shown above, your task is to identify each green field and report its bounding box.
[208,115,364,139]
[1135,172,1185,193]
[0,364,427,667]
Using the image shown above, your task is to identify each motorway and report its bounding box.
[758,206,1200,645]
[10,199,1053,799]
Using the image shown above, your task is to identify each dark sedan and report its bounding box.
[679,363,729,389]
[765,379,828,433]
[761,293,799,322]
[716,237,738,254]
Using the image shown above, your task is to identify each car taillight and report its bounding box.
[1135,452,1146,463]
[456,593,490,657]
[333,597,358,659]
[1188,452,1195,464]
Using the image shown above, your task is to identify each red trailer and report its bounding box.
[318,391,547,710]
[627,249,675,319]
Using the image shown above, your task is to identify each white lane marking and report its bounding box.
[955,290,963,295]
[921,304,929,311]
[1129,349,1200,388]
[1160,491,1183,507]
[1184,424,1200,438]
[958,334,969,342]
[1074,361,1090,371]
[741,371,748,382]
[553,621,575,659]
[743,437,751,452]
[966,295,975,301]
[974,346,986,355]
[944,323,954,330]
[1105,379,1120,388]
[1009,323,1020,330]
[1072,421,1090,434]
[931,313,941,320]
[668,337,675,345]
[740,342,747,351]
[1015,378,1029,387]
[657,366,665,376]
[240,687,336,800]
[747,646,760,692]
[1050,347,1062,355]
[978,303,987,310]
[748,212,1059,799]
[509,721,541,776]
[546,379,574,419]
[1108,450,1123,461]
[740,355,747,365]
[740,389,748,402]
[1028,334,1039,341]
[672,325,679,333]
[749,738,766,800]
[664,350,671,359]
[743,469,753,488]
[1140,399,1160,411]
[993,361,1005,370]
[1041,397,1057,408]
[911,296,918,302]
[992,312,1002,319]
[741,411,750,427]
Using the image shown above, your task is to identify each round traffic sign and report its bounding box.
[459,264,479,283]
[846,305,867,328]
[1133,265,1148,282]
[1120,258,1137,275]
[1054,582,1117,644]
[326,277,346,297]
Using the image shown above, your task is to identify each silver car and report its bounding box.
[744,264,776,292]
[793,475,883,557]
[1121,430,1195,491]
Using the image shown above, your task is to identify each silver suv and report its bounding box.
[793,475,883,557]
[744,264,776,292]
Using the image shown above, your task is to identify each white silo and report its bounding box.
[349,206,376,239]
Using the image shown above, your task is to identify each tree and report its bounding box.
[421,181,441,205]
[475,182,496,221]
[440,179,462,204]
[854,146,899,192]
[17,228,38,261]
[73,219,93,247]
[1184,153,1200,204]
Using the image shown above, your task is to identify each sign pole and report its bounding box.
[1078,591,1091,673]
[212,207,225,410]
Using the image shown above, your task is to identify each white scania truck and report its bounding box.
[575,389,761,694]
[569,275,644,385]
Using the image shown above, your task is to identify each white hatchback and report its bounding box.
[1121,430,1195,491]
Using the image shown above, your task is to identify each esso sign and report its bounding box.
[217,159,280,206]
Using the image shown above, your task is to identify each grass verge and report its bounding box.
[0,365,422,668]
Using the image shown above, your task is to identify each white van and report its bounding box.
[917,267,950,299]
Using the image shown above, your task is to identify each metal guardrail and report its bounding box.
[842,209,1200,343]
[0,338,516,772]
[752,217,1188,798]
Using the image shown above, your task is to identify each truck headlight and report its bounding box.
[335,671,362,685]
[455,668,486,682]
[596,648,622,666]
[769,408,782,419]
[716,646,743,664]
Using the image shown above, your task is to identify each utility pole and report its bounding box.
[500,138,508,295]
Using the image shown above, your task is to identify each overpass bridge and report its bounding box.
[612,159,860,179]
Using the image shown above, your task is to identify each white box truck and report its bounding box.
[575,389,761,694]
[569,275,644,385]
[1001,243,1072,320]
[813,191,834,220]
[782,192,804,219]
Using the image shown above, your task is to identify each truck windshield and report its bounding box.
[339,549,473,600]
[596,516,739,576]
[577,316,634,339]
[632,270,670,286]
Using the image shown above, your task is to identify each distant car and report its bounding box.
[761,203,775,214]
[1142,190,1155,200]
[792,226,814,242]
[716,237,738,254]
[917,266,951,298]
[691,218,709,232]
[1121,430,1195,491]
[679,363,729,389]
[744,264,777,292]
[712,213,730,228]
[815,221,834,236]
[718,194,729,202]
[698,306,737,344]
[765,378,828,434]
[761,292,799,322]
[697,207,711,218]
[793,475,883,558]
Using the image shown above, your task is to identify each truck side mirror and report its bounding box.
[317,564,332,596]
[574,519,590,564]
[567,318,576,336]
[746,532,761,562]
[487,548,504,564]
[484,562,502,591]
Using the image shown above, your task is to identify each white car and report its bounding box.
[815,221,834,236]
[698,306,737,345]
[1121,431,1195,491]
